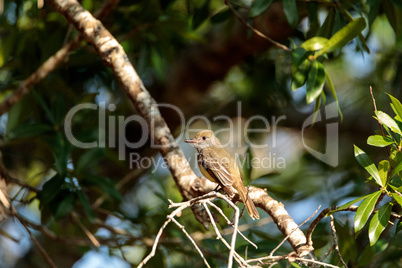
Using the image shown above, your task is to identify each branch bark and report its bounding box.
[44,0,314,259]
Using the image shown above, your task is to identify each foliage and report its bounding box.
[0,0,401,267]
[333,94,402,246]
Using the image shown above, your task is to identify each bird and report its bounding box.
[184,130,259,220]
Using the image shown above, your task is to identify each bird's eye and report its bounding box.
[202,136,207,140]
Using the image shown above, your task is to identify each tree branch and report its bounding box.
[45,0,314,259]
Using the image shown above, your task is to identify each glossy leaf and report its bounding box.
[291,47,309,74]
[378,160,390,187]
[249,0,274,18]
[336,4,370,53]
[388,94,402,119]
[301,37,328,51]
[375,111,402,134]
[210,8,231,24]
[368,202,392,246]
[324,69,343,121]
[39,174,64,208]
[354,145,382,186]
[306,60,325,103]
[354,191,381,232]
[391,193,402,207]
[77,190,96,221]
[315,17,366,58]
[390,160,402,178]
[283,0,299,28]
[54,192,76,220]
[317,7,335,38]
[367,135,395,147]
[291,59,310,91]
[329,195,368,214]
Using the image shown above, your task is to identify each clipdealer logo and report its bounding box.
[63,101,339,168]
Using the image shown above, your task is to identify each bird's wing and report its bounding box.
[201,151,234,187]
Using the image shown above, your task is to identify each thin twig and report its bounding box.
[202,202,246,267]
[270,205,321,257]
[224,0,291,52]
[208,201,258,249]
[170,217,211,268]
[15,215,57,268]
[247,254,340,268]
[137,204,186,268]
[329,215,348,268]
[319,245,335,261]
[71,213,100,247]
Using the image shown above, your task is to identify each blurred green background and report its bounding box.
[0,0,401,267]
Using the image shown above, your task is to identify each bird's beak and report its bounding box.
[184,139,198,144]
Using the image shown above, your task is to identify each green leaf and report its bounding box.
[391,192,402,207]
[387,94,402,120]
[354,145,382,186]
[355,191,382,232]
[336,4,370,53]
[306,2,319,37]
[291,59,310,91]
[315,17,366,58]
[396,220,402,236]
[210,8,231,24]
[53,192,76,220]
[291,47,309,73]
[357,240,388,267]
[283,0,299,28]
[241,146,253,185]
[324,69,343,121]
[249,0,274,18]
[33,91,54,124]
[83,174,122,201]
[76,148,105,174]
[390,160,402,179]
[317,7,335,38]
[51,94,66,125]
[301,37,329,51]
[7,123,53,139]
[329,195,369,214]
[368,202,392,246]
[290,263,301,268]
[367,135,395,147]
[306,60,325,104]
[192,0,210,29]
[389,176,402,192]
[51,133,71,176]
[383,0,400,34]
[378,160,390,187]
[77,190,96,222]
[39,174,64,208]
[375,111,402,134]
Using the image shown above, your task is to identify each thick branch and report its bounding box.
[45,0,314,259]
[45,0,199,201]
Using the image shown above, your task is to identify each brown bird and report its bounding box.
[185,130,259,220]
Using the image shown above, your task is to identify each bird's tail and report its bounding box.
[236,183,259,220]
